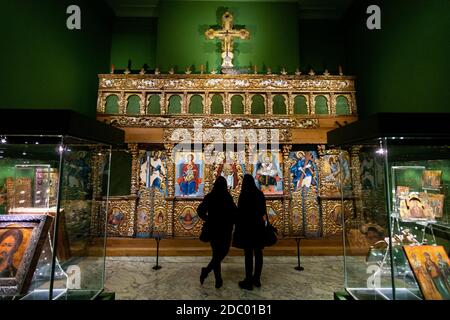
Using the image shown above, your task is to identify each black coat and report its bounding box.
[197,191,237,243]
[232,189,266,249]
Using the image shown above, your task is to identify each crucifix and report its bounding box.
[205,11,250,72]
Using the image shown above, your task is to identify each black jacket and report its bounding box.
[197,191,237,243]
[232,189,266,249]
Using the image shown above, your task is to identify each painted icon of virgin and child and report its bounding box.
[176,153,203,197]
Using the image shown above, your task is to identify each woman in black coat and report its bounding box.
[232,174,266,290]
[197,176,237,288]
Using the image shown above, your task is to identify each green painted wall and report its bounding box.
[0,0,113,118]
[345,0,450,117]
[299,20,346,74]
[156,1,299,73]
[110,17,157,70]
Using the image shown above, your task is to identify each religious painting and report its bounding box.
[212,151,244,190]
[139,151,150,188]
[422,170,442,189]
[399,193,433,221]
[289,151,319,192]
[149,151,167,195]
[153,207,165,229]
[178,206,199,230]
[360,152,375,189]
[105,200,135,237]
[62,200,90,241]
[63,151,92,200]
[253,151,283,195]
[395,186,410,208]
[107,206,125,227]
[0,214,53,295]
[175,152,204,197]
[404,245,450,300]
[291,207,302,225]
[321,153,352,197]
[426,193,445,218]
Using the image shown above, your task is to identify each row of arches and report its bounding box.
[104,93,352,115]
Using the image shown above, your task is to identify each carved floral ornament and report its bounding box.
[98,74,355,92]
[105,116,319,129]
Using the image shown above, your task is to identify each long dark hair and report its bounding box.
[238,174,261,207]
[212,175,228,194]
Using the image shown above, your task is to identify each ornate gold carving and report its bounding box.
[136,189,151,235]
[163,127,292,144]
[266,200,284,235]
[129,143,139,196]
[289,198,304,237]
[320,199,354,236]
[98,74,355,92]
[106,116,318,130]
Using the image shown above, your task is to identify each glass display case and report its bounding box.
[0,109,124,300]
[327,113,450,300]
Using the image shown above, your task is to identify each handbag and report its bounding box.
[199,220,211,242]
[263,211,278,247]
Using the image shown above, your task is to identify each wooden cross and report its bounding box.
[205,11,250,70]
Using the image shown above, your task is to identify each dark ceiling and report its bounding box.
[105,0,355,20]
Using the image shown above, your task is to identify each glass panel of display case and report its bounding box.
[328,113,450,300]
[0,135,112,300]
[341,141,450,300]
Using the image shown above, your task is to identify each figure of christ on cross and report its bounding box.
[205,11,250,70]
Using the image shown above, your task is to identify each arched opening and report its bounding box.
[272,94,286,114]
[251,94,265,114]
[211,94,224,114]
[315,95,328,115]
[168,95,182,114]
[231,95,244,114]
[147,95,161,114]
[294,95,308,114]
[336,95,350,115]
[189,95,203,114]
[126,95,141,115]
[105,95,120,114]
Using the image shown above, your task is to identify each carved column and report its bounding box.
[267,92,273,115]
[159,93,166,115]
[204,91,211,115]
[129,143,139,196]
[244,92,251,115]
[97,94,104,113]
[140,91,146,115]
[308,93,314,115]
[164,143,175,237]
[182,91,188,114]
[282,144,292,236]
[224,92,231,115]
[351,92,357,114]
[89,148,107,235]
[330,93,336,115]
[119,92,126,115]
[287,92,294,115]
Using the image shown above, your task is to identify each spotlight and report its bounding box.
[0,137,6,144]
[375,148,385,155]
